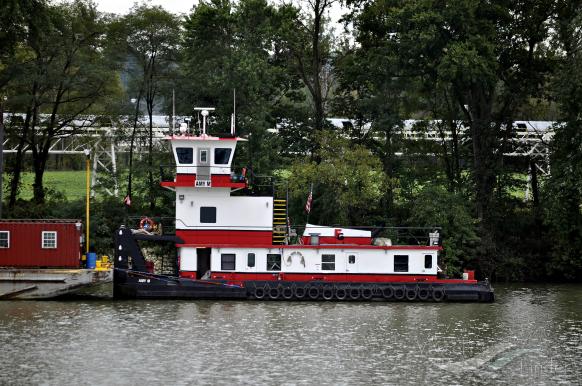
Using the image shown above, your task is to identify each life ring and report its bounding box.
[322,286,334,300]
[393,286,405,300]
[417,286,430,301]
[268,285,281,300]
[348,286,361,300]
[287,251,304,267]
[405,286,418,301]
[335,287,347,300]
[294,286,307,299]
[139,217,155,231]
[308,286,320,300]
[432,286,446,302]
[254,285,266,299]
[282,286,294,300]
[382,286,394,299]
[361,286,374,300]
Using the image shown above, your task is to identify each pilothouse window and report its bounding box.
[176,147,193,164]
[214,148,232,165]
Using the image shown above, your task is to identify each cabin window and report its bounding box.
[425,255,433,269]
[247,253,255,268]
[322,254,335,270]
[200,207,216,223]
[394,255,409,272]
[348,255,356,264]
[42,231,57,249]
[266,254,281,271]
[221,254,236,270]
[176,147,193,164]
[214,148,232,165]
[0,231,9,248]
[199,149,208,163]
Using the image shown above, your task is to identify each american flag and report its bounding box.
[123,195,131,207]
[304,187,313,214]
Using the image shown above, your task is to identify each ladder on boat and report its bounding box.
[272,196,288,245]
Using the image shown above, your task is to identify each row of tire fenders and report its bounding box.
[251,283,446,302]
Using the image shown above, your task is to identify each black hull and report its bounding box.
[114,270,495,302]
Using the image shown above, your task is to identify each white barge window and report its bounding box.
[266,254,281,271]
[0,231,9,248]
[176,147,193,164]
[394,255,408,272]
[348,255,355,264]
[425,255,432,269]
[322,254,335,270]
[247,253,255,267]
[221,254,236,270]
[42,231,57,249]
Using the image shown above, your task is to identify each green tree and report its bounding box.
[543,0,582,279]
[280,0,338,136]
[342,0,556,276]
[5,0,120,205]
[112,5,181,210]
[288,131,388,226]
[182,0,304,174]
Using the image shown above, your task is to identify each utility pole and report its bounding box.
[84,148,91,253]
[0,96,6,219]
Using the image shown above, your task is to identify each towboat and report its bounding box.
[113,109,494,302]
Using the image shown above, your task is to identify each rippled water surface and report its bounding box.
[1,284,581,385]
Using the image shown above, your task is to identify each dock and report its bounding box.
[0,268,112,299]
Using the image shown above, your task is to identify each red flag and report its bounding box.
[304,190,313,214]
[124,195,131,207]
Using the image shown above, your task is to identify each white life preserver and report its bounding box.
[287,251,304,267]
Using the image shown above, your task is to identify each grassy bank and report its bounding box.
[4,171,87,201]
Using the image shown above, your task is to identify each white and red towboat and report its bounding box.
[113,109,494,302]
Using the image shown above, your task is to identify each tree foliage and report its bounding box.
[2,0,582,281]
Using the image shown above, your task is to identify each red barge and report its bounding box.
[113,110,494,302]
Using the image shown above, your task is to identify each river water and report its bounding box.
[0,284,581,385]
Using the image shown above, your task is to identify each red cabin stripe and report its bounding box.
[177,241,442,251]
[205,271,476,284]
[161,174,246,189]
[180,271,197,279]
[302,236,372,245]
[176,229,273,245]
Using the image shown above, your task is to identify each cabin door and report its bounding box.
[197,148,211,185]
[196,248,211,279]
[345,252,358,273]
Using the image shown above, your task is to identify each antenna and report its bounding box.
[231,89,236,136]
[171,89,175,135]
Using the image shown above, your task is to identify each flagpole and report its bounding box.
[305,182,314,226]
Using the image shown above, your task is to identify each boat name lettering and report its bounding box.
[195,180,212,188]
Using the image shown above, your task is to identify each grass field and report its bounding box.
[5,171,87,201]
[4,170,531,202]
